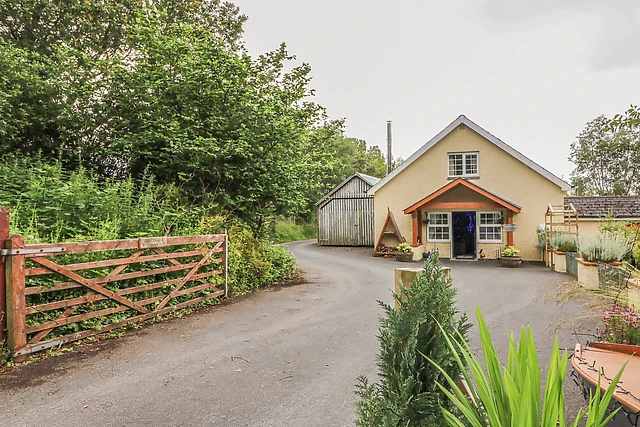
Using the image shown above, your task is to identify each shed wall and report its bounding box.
[317,176,375,246]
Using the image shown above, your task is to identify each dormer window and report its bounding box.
[448,152,479,177]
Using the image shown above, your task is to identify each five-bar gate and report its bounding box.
[1,216,227,360]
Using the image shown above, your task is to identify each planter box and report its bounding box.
[395,252,414,262]
[626,278,640,307]
[501,256,521,268]
[552,250,566,273]
[576,258,599,290]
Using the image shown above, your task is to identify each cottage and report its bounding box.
[316,172,380,246]
[368,115,571,261]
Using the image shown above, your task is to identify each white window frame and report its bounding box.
[448,152,479,178]
[427,212,451,242]
[478,211,503,243]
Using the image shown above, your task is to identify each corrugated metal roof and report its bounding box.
[565,196,640,219]
[314,173,381,207]
[355,172,380,186]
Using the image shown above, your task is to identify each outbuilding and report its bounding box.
[565,196,640,237]
[316,172,380,246]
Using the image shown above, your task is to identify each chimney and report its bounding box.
[386,120,392,176]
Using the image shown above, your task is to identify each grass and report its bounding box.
[273,219,316,243]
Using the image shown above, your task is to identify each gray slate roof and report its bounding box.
[565,196,640,219]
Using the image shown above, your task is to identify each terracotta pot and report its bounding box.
[500,256,521,268]
[396,252,414,262]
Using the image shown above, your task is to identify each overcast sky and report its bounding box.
[232,0,640,181]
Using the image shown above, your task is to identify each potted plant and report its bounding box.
[396,242,414,262]
[549,234,578,273]
[500,246,521,267]
[576,234,630,290]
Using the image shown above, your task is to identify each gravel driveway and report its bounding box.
[0,241,594,426]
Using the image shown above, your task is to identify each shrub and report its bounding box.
[396,242,412,253]
[431,305,626,427]
[501,246,520,257]
[272,218,317,243]
[354,254,470,426]
[579,235,630,263]
[549,234,579,252]
[536,227,547,250]
[226,224,296,296]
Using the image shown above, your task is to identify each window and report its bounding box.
[448,152,479,177]
[479,212,502,242]
[428,213,450,241]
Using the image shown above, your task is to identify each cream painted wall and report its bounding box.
[577,220,600,239]
[374,126,565,261]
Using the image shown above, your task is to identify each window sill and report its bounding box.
[478,240,503,244]
[427,240,451,243]
[447,175,480,180]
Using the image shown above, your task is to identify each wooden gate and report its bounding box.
[2,232,227,360]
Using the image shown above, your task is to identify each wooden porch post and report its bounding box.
[507,214,514,247]
[6,235,27,356]
[0,207,8,343]
[411,211,419,246]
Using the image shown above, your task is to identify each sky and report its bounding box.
[232,0,640,182]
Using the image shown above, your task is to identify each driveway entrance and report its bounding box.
[0,242,594,426]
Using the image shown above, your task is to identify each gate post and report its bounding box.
[6,235,27,357]
[0,207,8,343]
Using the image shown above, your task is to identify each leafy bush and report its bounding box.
[226,224,295,296]
[431,305,626,427]
[579,235,630,263]
[396,242,413,253]
[0,156,205,241]
[549,234,579,252]
[0,158,297,345]
[501,246,520,257]
[597,214,640,265]
[272,219,317,243]
[354,254,470,426]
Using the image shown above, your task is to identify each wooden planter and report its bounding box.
[552,250,566,273]
[396,252,414,262]
[500,256,521,268]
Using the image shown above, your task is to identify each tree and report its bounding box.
[355,255,471,426]
[569,115,640,196]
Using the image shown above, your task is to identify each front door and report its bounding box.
[452,211,476,259]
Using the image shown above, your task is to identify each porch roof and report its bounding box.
[403,178,522,214]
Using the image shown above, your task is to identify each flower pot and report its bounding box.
[396,252,414,262]
[500,256,521,268]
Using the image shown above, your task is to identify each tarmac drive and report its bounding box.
[0,241,595,426]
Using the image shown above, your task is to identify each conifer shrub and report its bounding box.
[354,254,470,426]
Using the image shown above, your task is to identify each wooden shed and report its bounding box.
[316,173,380,246]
